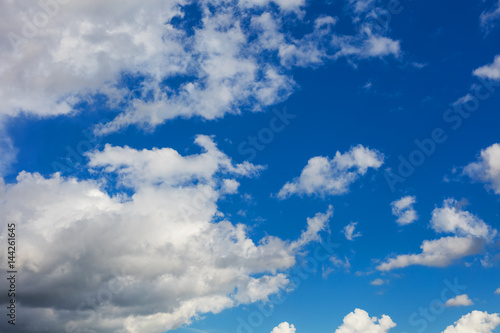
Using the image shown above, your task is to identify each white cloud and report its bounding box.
[442,311,500,333]
[445,294,474,307]
[329,255,352,273]
[473,55,500,81]
[430,199,497,241]
[333,33,401,61]
[481,1,500,30]
[332,0,401,61]
[391,195,418,225]
[0,122,18,176]
[377,236,485,271]
[291,205,333,249]
[335,308,396,333]
[0,136,333,333]
[277,145,384,198]
[222,178,240,194]
[343,222,362,241]
[462,143,500,195]
[378,199,497,271]
[270,310,500,333]
[370,278,387,286]
[271,322,296,333]
[452,93,474,106]
[496,288,500,295]
[0,0,403,137]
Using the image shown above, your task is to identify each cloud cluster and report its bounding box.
[277,145,384,198]
[1,0,401,135]
[272,309,396,333]
[0,136,333,333]
[462,143,500,195]
[390,195,418,225]
[274,310,500,333]
[377,199,496,271]
[442,311,500,333]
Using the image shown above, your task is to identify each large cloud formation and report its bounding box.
[1,0,401,131]
[0,135,334,333]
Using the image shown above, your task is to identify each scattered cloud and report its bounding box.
[370,278,387,286]
[481,1,500,31]
[277,145,384,198]
[343,222,362,241]
[473,55,500,81]
[452,93,474,106]
[0,121,18,176]
[268,311,500,333]
[430,199,497,241]
[442,311,500,333]
[495,288,500,295]
[291,205,334,249]
[271,322,296,333]
[462,143,500,195]
[335,308,396,333]
[330,255,352,273]
[377,236,485,271]
[391,195,418,225]
[445,294,474,307]
[378,199,497,271]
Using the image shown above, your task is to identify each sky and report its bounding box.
[0,0,500,332]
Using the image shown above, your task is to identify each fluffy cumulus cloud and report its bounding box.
[462,143,500,195]
[271,322,296,333]
[430,199,497,241]
[473,55,500,81]
[0,0,402,134]
[270,311,500,333]
[442,311,500,333]
[445,294,474,307]
[390,195,418,225]
[335,308,396,333]
[377,199,497,271]
[0,135,334,333]
[273,309,397,333]
[277,145,384,198]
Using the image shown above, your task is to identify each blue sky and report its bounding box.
[1,0,500,332]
